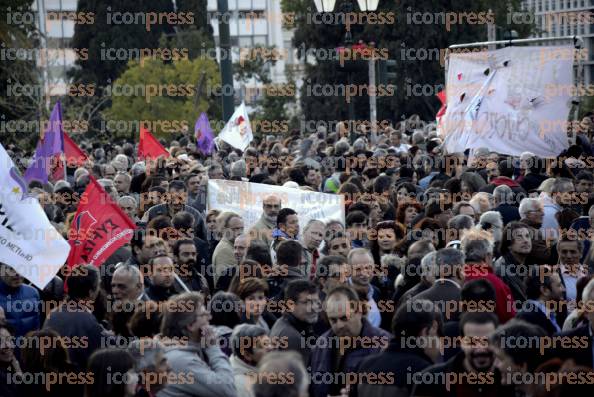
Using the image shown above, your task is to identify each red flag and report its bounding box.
[64,132,88,167]
[51,132,88,180]
[138,126,169,160]
[436,90,447,126]
[66,176,136,269]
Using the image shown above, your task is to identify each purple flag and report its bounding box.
[24,101,64,184]
[194,112,214,155]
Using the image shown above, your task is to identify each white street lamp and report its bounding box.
[313,0,337,12]
[356,0,380,11]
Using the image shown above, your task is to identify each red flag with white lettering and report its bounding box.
[66,176,135,268]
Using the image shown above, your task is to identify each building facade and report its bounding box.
[521,0,594,84]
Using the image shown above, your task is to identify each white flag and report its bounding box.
[217,102,254,151]
[0,142,71,289]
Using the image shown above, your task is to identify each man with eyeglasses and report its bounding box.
[270,280,321,365]
[249,194,281,246]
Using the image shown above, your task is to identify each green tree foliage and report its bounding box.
[282,0,531,123]
[105,57,221,138]
[0,0,43,147]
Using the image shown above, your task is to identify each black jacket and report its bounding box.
[520,173,548,193]
[554,323,594,368]
[43,302,111,370]
[494,253,529,302]
[414,279,462,321]
[515,300,560,336]
[353,338,433,397]
[144,284,176,302]
[270,313,317,365]
[411,351,513,397]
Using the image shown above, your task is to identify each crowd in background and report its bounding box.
[2,114,594,396]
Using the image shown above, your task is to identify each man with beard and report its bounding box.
[412,312,510,397]
[270,280,321,364]
[301,219,325,278]
[144,255,178,302]
[519,197,552,265]
[173,239,210,296]
[516,267,566,335]
[249,194,281,246]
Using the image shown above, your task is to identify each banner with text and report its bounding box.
[207,180,345,232]
[440,45,574,158]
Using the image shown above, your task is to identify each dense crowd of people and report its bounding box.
[2,114,594,396]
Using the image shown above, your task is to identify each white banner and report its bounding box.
[207,180,345,233]
[0,142,71,289]
[440,45,574,158]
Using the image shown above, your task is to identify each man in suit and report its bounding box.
[415,247,465,321]
[554,278,594,367]
[516,266,566,335]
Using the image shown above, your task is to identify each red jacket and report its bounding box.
[464,263,516,323]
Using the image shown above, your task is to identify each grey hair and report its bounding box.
[551,177,574,194]
[304,219,325,232]
[582,278,594,302]
[127,339,164,371]
[519,198,542,218]
[493,185,513,205]
[230,323,267,358]
[461,238,494,263]
[113,263,143,286]
[53,180,71,192]
[231,160,247,178]
[74,167,89,181]
[412,130,425,145]
[118,195,138,208]
[436,248,465,278]
[479,211,503,228]
[420,251,438,278]
[347,248,373,265]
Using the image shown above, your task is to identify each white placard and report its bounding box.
[440,45,574,158]
[207,180,345,233]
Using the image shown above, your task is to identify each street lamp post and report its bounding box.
[313,0,381,143]
[218,0,234,122]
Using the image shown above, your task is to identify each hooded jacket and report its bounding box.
[159,339,236,397]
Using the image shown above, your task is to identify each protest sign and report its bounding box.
[207,180,345,231]
[440,45,574,158]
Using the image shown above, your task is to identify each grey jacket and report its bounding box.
[158,341,236,397]
[230,354,256,397]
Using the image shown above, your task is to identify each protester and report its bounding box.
[310,285,390,397]
[230,324,272,397]
[0,263,41,338]
[43,265,110,370]
[270,279,320,363]
[85,348,138,397]
[159,292,236,397]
